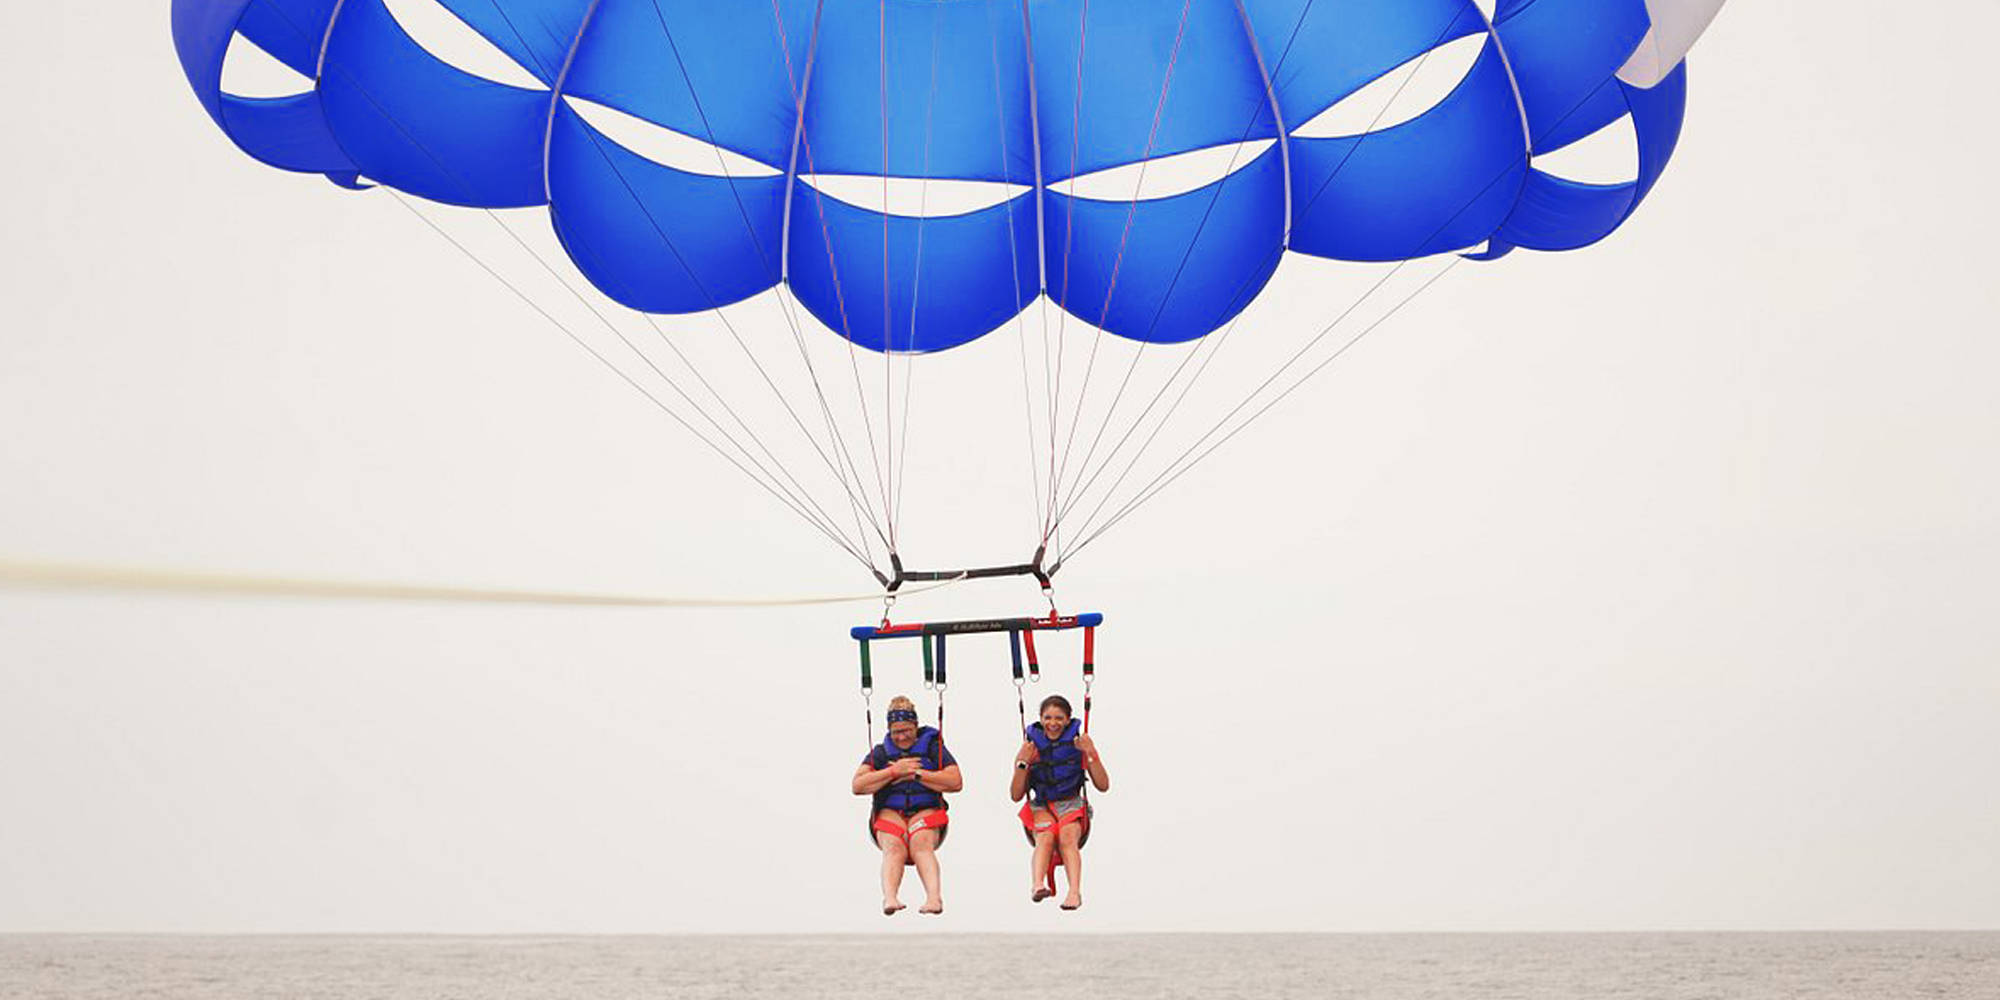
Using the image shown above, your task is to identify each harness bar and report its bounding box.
[851,613,1103,641]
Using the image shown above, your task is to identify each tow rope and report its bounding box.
[0,558,962,608]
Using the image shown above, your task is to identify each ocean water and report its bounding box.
[3,933,1995,1000]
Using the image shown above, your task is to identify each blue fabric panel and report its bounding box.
[1239,0,1486,128]
[219,94,360,173]
[432,0,593,83]
[172,0,357,174]
[318,0,552,207]
[172,0,252,127]
[1031,0,1278,181]
[548,105,786,313]
[1491,0,1652,150]
[175,0,1702,355]
[1288,40,1525,262]
[1460,235,1515,261]
[1495,64,1686,251]
[1043,146,1284,344]
[235,0,341,77]
[786,190,1041,352]
[562,0,817,171]
[798,0,1035,184]
[1499,174,1632,253]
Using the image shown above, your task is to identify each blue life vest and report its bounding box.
[870,726,947,813]
[1026,720,1087,805]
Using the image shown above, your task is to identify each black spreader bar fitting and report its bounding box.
[872,546,1053,592]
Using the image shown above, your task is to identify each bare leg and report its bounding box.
[908,812,945,914]
[1028,808,1057,901]
[875,811,909,914]
[1057,822,1085,910]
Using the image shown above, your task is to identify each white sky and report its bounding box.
[1,2,1996,934]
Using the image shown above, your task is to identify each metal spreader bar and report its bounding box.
[851,612,1103,642]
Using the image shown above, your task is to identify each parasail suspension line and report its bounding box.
[887,2,951,542]
[382,193,874,571]
[646,0,895,561]
[771,0,899,552]
[1057,0,1628,563]
[879,0,895,548]
[1048,0,1324,529]
[1006,0,1053,541]
[1045,0,1458,541]
[765,1,899,563]
[1048,6,1478,559]
[1060,255,1462,567]
[552,125,887,561]
[249,1,884,574]
[1043,0,1095,544]
[389,6,870,563]
[1046,0,1195,542]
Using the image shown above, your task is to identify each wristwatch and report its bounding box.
[1016,761,1030,771]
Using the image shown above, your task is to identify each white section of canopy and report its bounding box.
[1056,140,1277,203]
[220,33,314,99]
[1619,0,1729,87]
[798,174,1031,218]
[564,97,783,179]
[1290,33,1488,140]
[1531,114,1639,185]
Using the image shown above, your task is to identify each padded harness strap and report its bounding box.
[1018,800,1091,896]
[874,809,949,865]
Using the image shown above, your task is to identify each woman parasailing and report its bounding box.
[1012,693,1111,910]
[852,695,961,915]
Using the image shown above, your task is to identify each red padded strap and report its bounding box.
[1020,801,1088,833]
[1018,800,1042,831]
[1020,801,1090,896]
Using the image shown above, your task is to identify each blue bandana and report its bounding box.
[885,708,920,724]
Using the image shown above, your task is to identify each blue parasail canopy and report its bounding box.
[173,0,1691,354]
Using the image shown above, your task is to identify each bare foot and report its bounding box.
[919,900,944,915]
[1059,894,1082,911]
[1031,887,1054,903]
[883,900,906,916]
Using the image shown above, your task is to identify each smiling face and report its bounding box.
[1039,703,1071,741]
[888,720,919,750]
